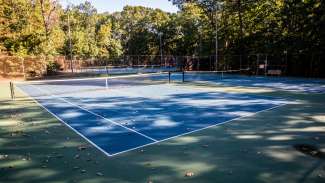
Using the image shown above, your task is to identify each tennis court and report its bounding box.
[179,71,325,94]
[2,1,325,182]
[14,73,289,156]
[3,71,325,182]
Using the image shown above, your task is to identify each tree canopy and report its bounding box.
[0,0,324,60]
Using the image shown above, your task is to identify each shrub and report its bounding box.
[46,61,61,75]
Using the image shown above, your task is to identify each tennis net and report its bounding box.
[13,72,171,98]
[79,65,178,75]
[182,69,250,83]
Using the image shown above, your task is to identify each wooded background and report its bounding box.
[0,0,324,77]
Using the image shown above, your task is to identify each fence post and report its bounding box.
[265,54,268,76]
[3,58,7,78]
[310,53,314,78]
[256,54,259,75]
[43,56,47,76]
[21,57,26,79]
[239,54,243,71]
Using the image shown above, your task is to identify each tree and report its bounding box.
[0,0,41,55]
[1,0,324,77]
[118,6,171,55]
[61,1,98,58]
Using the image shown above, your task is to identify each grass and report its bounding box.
[0,80,325,183]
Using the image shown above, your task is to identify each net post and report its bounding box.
[10,82,15,100]
[105,77,109,90]
[168,71,171,83]
[105,66,109,76]
[182,71,185,82]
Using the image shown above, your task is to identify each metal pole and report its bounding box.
[198,24,202,71]
[67,3,74,73]
[168,71,171,83]
[159,33,163,67]
[265,55,268,76]
[10,82,15,100]
[239,54,242,70]
[284,50,288,76]
[256,54,259,75]
[21,58,26,79]
[182,71,185,82]
[215,5,218,71]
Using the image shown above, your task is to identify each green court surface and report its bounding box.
[0,81,325,183]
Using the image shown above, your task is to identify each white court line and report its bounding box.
[29,84,158,142]
[14,72,168,84]
[15,86,113,157]
[188,79,325,95]
[109,103,288,156]
[17,84,288,157]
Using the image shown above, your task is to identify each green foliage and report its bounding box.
[0,0,324,62]
[116,6,171,55]
[0,0,64,56]
[46,61,61,75]
[171,0,325,55]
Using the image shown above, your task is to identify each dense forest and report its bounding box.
[0,0,324,76]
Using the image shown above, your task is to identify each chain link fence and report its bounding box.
[0,55,47,78]
[1,53,324,79]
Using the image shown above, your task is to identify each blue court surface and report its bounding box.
[17,76,289,156]
[176,72,325,94]
[76,70,325,93]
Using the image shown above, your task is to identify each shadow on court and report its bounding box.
[0,82,325,183]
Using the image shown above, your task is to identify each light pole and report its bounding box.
[158,32,163,66]
[215,1,223,71]
[67,0,74,73]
